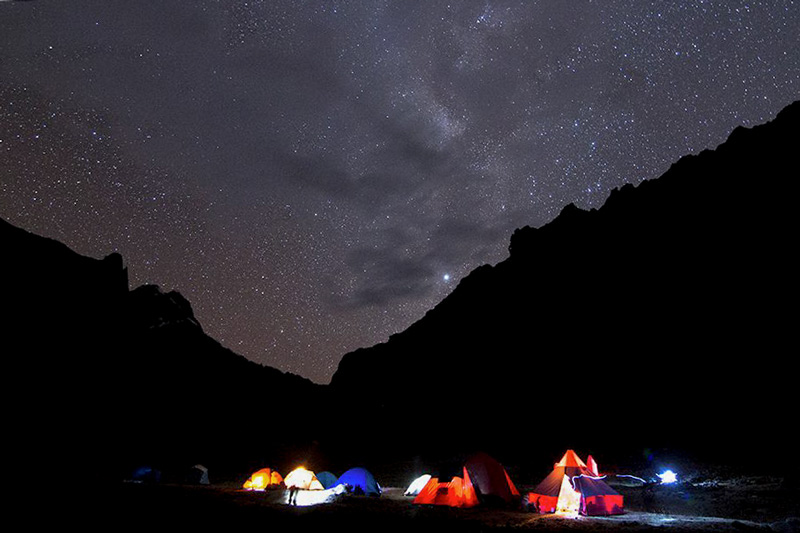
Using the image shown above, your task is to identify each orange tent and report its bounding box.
[413,467,479,508]
[242,468,284,490]
[528,450,623,516]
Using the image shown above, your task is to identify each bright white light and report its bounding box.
[443,274,450,281]
[555,475,581,516]
[657,470,677,484]
[287,484,346,507]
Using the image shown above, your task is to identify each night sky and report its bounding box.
[2,1,798,384]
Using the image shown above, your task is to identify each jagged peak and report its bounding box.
[129,284,202,331]
[509,99,799,260]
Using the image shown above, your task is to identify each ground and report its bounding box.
[96,462,798,532]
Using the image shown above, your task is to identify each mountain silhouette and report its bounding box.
[4,100,797,481]
[2,219,323,483]
[330,100,799,465]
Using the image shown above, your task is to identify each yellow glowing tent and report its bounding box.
[284,467,324,490]
[242,467,284,490]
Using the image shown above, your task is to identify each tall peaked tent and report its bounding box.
[528,450,623,516]
[413,467,479,508]
[464,452,520,505]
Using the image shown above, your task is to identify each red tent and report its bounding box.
[528,450,623,516]
[464,452,520,505]
[413,467,479,508]
[586,455,599,476]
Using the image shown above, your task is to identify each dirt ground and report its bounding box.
[96,463,798,532]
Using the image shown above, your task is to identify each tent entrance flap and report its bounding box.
[556,475,581,515]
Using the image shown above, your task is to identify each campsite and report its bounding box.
[103,452,798,532]
[2,22,798,528]
[5,99,799,530]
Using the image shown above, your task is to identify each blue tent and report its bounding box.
[337,467,381,496]
[316,471,339,489]
[130,466,161,483]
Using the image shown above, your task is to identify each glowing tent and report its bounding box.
[243,468,283,490]
[405,474,432,496]
[464,452,520,505]
[527,450,624,516]
[284,467,324,490]
[413,468,479,508]
[337,467,382,496]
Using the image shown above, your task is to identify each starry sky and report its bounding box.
[2,1,798,383]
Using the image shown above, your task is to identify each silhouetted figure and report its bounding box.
[288,486,299,506]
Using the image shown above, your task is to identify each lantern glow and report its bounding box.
[657,470,677,484]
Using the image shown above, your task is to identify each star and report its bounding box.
[1,1,797,384]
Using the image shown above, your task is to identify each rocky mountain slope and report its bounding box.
[330,101,799,464]
[4,100,797,481]
[2,218,323,482]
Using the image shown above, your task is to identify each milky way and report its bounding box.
[2,1,798,383]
